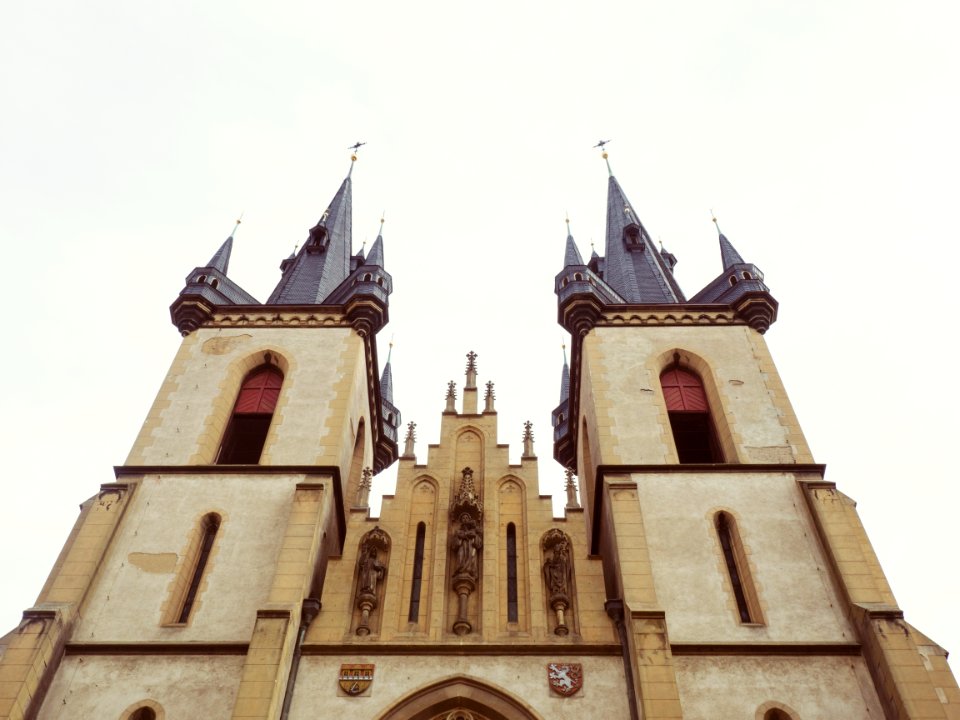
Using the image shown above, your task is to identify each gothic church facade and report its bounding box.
[1,156,957,720]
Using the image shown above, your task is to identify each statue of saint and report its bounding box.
[452,513,482,579]
[544,537,571,596]
[357,545,385,596]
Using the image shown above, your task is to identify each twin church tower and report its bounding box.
[2,153,956,720]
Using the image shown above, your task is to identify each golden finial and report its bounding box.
[711,209,722,234]
[379,212,385,234]
[565,212,571,235]
[594,139,612,175]
[347,141,365,176]
[230,211,243,237]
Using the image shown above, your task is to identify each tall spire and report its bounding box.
[713,213,746,269]
[603,173,685,304]
[266,164,354,304]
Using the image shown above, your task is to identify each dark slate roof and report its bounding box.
[603,176,685,303]
[719,232,746,269]
[560,358,570,404]
[380,356,393,405]
[366,233,384,267]
[266,176,353,304]
[563,232,584,266]
[207,236,233,274]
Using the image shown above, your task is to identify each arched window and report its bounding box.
[176,513,221,624]
[716,512,762,624]
[217,365,283,464]
[408,522,426,622]
[129,708,156,720]
[764,709,792,720]
[660,366,722,463]
[506,523,518,623]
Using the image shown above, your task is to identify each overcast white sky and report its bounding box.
[1,0,957,666]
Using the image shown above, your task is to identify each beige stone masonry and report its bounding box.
[0,485,131,719]
[231,483,330,720]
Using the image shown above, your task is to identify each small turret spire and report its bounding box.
[563,216,584,267]
[564,469,580,509]
[356,466,373,508]
[712,211,746,269]
[560,343,571,404]
[380,340,394,405]
[445,381,457,413]
[403,421,416,458]
[522,420,535,458]
[465,351,478,389]
[484,381,496,412]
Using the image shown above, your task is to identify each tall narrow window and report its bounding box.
[715,512,762,624]
[408,522,426,622]
[177,513,220,624]
[217,365,283,464]
[660,365,722,463]
[506,523,518,623]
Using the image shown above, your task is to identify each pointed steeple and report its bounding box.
[559,344,570,404]
[366,233,384,267]
[563,217,584,266]
[380,342,394,405]
[713,216,746,269]
[266,171,353,304]
[603,174,685,304]
[169,219,258,335]
[207,236,233,274]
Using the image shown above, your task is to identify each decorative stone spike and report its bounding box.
[484,381,496,412]
[403,421,417,458]
[465,351,478,389]
[356,467,373,508]
[445,380,457,413]
[522,421,535,458]
[564,469,580,509]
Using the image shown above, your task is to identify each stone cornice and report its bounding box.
[670,642,861,657]
[300,643,622,656]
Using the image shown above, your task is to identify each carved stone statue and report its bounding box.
[542,529,573,635]
[357,545,385,595]
[452,513,482,580]
[355,527,389,636]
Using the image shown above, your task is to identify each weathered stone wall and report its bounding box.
[37,655,245,719]
[288,655,628,720]
[673,655,884,718]
[74,474,306,642]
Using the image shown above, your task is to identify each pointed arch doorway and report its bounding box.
[375,676,544,720]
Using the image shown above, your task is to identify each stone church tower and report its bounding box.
[1,154,957,720]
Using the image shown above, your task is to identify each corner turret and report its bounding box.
[689,219,778,333]
[169,220,259,335]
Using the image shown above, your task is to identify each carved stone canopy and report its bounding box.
[361,526,390,553]
[450,467,483,520]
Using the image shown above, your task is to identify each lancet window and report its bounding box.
[660,365,722,463]
[715,511,763,625]
[217,365,283,464]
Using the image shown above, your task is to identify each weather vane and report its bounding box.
[348,141,366,176]
[594,139,613,175]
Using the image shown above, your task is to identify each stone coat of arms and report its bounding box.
[547,662,583,696]
[339,664,375,696]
